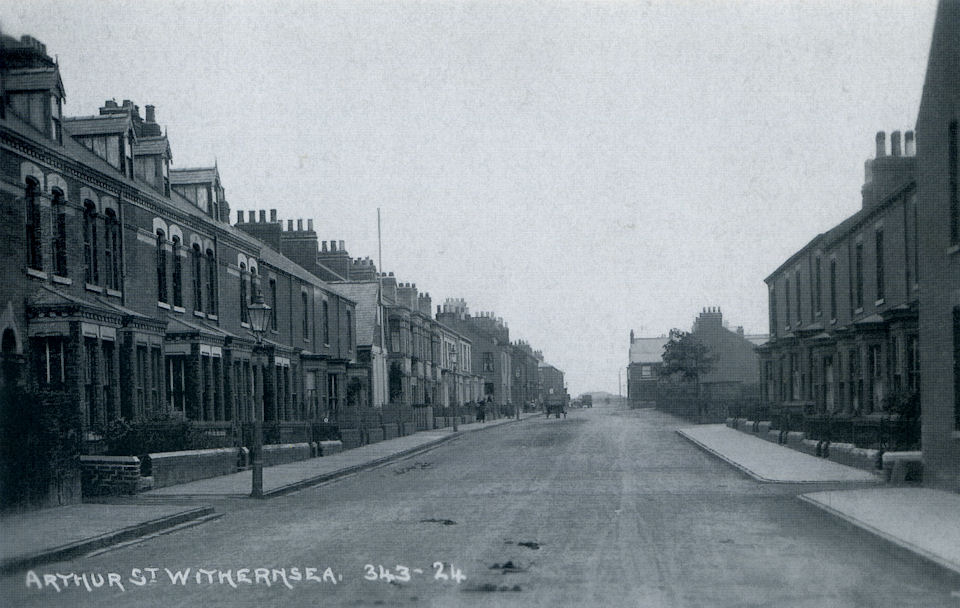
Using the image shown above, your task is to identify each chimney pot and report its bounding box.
[891,130,902,157]
[270,209,277,223]
[145,105,156,123]
[339,240,345,251]
[248,210,256,223]
[322,241,328,252]
[307,219,313,231]
[258,210,266,223]
[331,241,337,252]
[237,210,244,223]
[905,131,916,156]
[875,131,886,158]
[297,219,303,231]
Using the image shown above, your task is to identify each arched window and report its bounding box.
[104,209,120,290]
[25,177,42,271]
[51,188,68,277]
[206,249,218,316]
[323,300,330,345]
[156,229,168,303]
[171,236,183,307]
[192,243,203,312]
[239,263,249,323]
[83,200,98,285]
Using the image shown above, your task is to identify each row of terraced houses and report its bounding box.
[630,2,958,493]
[0,33,558,509]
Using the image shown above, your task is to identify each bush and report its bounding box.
[0,385,82,510]
[97,414,219,456]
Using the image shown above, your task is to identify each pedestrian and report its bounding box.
[476,400,486,423]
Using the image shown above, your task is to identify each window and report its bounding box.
[206,249,218,315]
[34,337,65,385]
[239,263,249,323]
[136,345,148,415]
[830,259,838,320]
[849,349,861,414]
[855,241,864,310]
[769,285,777,333]
[346,310,352,349]
[824,355,834,411]
[784,278,791,327]
[156,230,168,303]
[270,279,278,331]
[82,202,100,285]
[50,95,62,143]
[814,257,822,316]
[167,355,186,412]
[482,352,495,372]
[869,344,884,413]
[51,188,67,276]
[950,120,958,245]
[795,270,802,324]
[907,335,920,393]
[171,237,183,307]
[192,244,203,312]
[391,328,400,353]
[891,335,902,392]
[104,209,120,291]
[641,365,652,378]
[25,177,42,271]
[321,300,328,343]
[875,228,884,302]
[327,374,339,419]
[302,291,309,340]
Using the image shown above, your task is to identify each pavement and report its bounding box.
[0,415,520,574]
[678,423,960,576]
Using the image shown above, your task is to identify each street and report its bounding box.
[3,405,959,608]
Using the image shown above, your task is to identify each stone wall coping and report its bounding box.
[318,440,343,447]
[79,455,140,465]
[882,451,923,464]
[148,448,239,460]
[262,442,311,451]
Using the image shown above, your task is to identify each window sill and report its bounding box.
[194,311,206,318]
[207,314,218,321]
[26,268,48,280]
[106,288,122,298]
[157,301,171,310]
[85,283,103,293]
[172,306,186,313]
[875,298,885,307]
[51,275,72,285]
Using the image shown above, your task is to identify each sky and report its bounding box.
[1,0,940,396]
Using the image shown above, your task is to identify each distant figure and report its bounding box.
[477,400,486,423]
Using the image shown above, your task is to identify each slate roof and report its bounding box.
[744,334,770,347]
[5,68,64,96]
[170,167,218,184]
[326,281,381,346]
[63,114,131,136]
[629,336,668,364]
[133,136,171,157]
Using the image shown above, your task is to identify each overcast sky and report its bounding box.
[1,0,939,395]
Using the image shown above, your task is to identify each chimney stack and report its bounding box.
[331,241,337,252]
[875,131,886,158]
[258,210,266,223]
[237,210,244,223]
[297,219,303,231]
[339,240,345,251]
[905,131,916,156]
[322,241,328,252]
[248,210,256,223]
[270,209,277,223]
[145,105,156,123]
[891,130,902,157]
[307,219,314,231]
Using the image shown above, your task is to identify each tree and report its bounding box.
[659,328,714,421]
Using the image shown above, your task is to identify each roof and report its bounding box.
[170,167,218,185]
[133,136,171,157]
[629,336,668,364]
[744,334,770,347]
[257,244,350,306]
[4,67,64,96]
[326,281,381,346]
[63,114,131,136]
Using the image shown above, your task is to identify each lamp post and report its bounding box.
[247,286,272,498]
[448,344,458,432]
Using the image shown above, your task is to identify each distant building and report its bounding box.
[538,362,566,406]
[916,0,959,492]
[627,331,667,408]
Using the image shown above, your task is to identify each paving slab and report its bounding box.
[144,416,519,498]
[0,503,214,574]
[677,424,882,484]
[800,487,960,576]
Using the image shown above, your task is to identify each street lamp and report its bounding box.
[247,287,271,498]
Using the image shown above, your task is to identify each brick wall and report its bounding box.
[80,455,141,496]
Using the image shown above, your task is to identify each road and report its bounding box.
[3,405,959,607]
